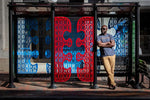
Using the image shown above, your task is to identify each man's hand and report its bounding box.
[107,42,111,45]
[97,40,115,48]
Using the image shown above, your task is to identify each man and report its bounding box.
[97,25,116,90]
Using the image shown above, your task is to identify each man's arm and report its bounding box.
[97,40,115,48]
[97,40,110,47]
[109,40,115,47]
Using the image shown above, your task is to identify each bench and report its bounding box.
[138,59,150,88]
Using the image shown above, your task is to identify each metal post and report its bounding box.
[7,3,15,88]
[91,3,98,89]
[127,11,133,85]
[13,16,19,82]
[49,3,56,89]
[135,3,140,89]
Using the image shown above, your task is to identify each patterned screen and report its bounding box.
[54,17,94,82]
[17,17,94,82]
[17,16,129,77]
[17,18,51,74]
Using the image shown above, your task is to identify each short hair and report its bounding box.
[101,25,108,28]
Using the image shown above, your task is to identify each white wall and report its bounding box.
[0,0,10,73]
[0,0,3,50]
[0,0,9,58]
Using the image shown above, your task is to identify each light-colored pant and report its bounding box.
[102,55,116,86]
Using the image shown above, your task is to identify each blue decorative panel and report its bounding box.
[17,18,39,74]
[108,17,129,57]
[45,18,51,73]
[17,18,52,74]
[97,17,129,57]
[46,63,51,73]
[97,19,101,30]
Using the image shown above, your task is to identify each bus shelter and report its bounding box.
[7,1,140,89]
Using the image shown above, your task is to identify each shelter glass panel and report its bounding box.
[17,17,51,74]
[97,17,129,75]
[54,16,94,82]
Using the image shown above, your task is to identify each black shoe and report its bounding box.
[112,85,116,90]
[109,85,116,90]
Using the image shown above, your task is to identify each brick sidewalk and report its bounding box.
[1,75,150,99]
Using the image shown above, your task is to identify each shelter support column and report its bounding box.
[135,3,140,89]
[7,3,15,88]
[49,3,56,89]
[127,11,133,84]
[91,4,98,89]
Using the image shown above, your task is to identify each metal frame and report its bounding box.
[13,14,19,82]
[135,3,140,89]
[92,3,98,89]
[127,10,133,84]
[49,3,56,88]
[7,1,140,89]
[7,3,15,88]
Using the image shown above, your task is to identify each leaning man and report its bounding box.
[97,25,116,90]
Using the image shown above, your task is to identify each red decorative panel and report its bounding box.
[76,17,94,82]
[54,17,72,82]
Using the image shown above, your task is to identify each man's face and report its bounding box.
[101,26,107,35]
